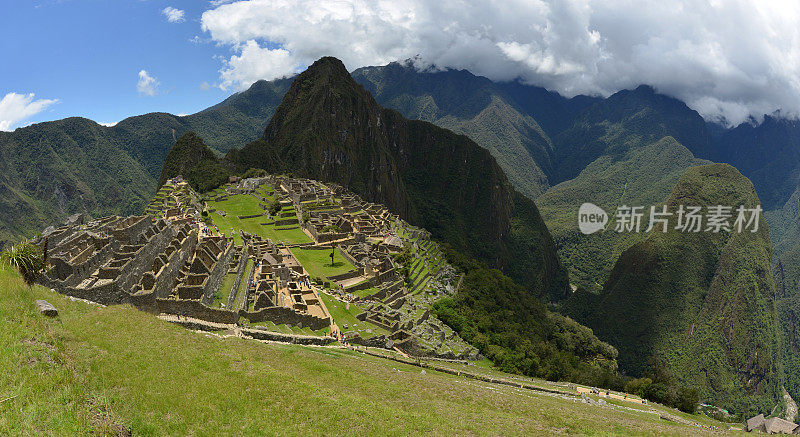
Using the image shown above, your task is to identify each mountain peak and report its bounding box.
[298,56,351,83]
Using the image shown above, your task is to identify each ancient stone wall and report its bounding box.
[228,243,249,310]
[240,306,330,331]
[115,221,177,297]
[327,268,365,282]
[240,328,335,346]
[338,246,362,267]
[201,240,236,305]
[155,298,238,324]
[111,216,152,245]
[369,267,397,286]
[153,229,198,299]
[345,280,374,293]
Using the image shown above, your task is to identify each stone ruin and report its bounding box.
[258,176,479,359]
[35,178,328,330]
[34,175,479,360]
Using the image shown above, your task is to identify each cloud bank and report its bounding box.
[0,92,58,131]
[201,0,800,126]
[137,70,160,96]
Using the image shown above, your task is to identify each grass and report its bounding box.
[0,265,736,435]
[207,194,311,245]
[259,224,311,245]
[351,286,380,299]
[213,273,237,308]
[208,194,263,216]
[232,258,253,311]
[290,247,354,279]
[318,291,389,339]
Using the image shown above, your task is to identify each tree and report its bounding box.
[268,200,282,216]
[242,168,267,179]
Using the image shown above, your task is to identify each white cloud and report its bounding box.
[98,121,118,127]
[0,92,59,131]
[137,70,160,96]
[162,6,185,23]
[200,0,800,126]
[217,41,300,90]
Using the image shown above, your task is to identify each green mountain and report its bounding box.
[573,164,779,414]
[0,79,291,248]
[352,62,597,198]
[710,116,800,211]
[158,132,231,192]
[533,86,713,290]
[225,56,569,301]
[0,117,158,247]
[550,85,712,184]
[157,56,619,388]
[538,136,709,291]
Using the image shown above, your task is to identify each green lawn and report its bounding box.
[207,194,311,245]
[208,194,263,216]
[0,265,733,435]
[259,223,311,245]
[290,247,354,279]
[351,286,380,299]
[318,291,388,339]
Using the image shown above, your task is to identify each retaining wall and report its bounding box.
[156,298,238,324]
[240,306,330,331]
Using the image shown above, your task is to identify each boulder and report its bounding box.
[764,417,796,434]
[35,300,58,317]
[746,414,765,432]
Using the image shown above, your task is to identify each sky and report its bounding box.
[4,0,800,130]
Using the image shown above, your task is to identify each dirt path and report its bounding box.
[783,386,797,422]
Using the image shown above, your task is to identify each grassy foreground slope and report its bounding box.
[1,265,733,435]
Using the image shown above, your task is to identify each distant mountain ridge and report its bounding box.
[0,79,290,248]
[352,62,598,198]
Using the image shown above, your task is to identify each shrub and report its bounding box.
[1,241,44,285]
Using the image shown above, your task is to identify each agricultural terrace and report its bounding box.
[319,291,389,339]
[206,194,311,245]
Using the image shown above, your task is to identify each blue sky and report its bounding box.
[0,0,235,128]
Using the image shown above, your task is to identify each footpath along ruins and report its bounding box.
[35,176,479,359]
